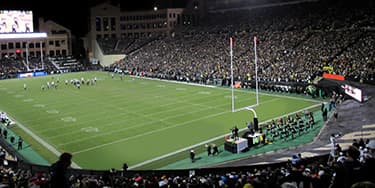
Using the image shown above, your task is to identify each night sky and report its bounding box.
[0,0,186,37]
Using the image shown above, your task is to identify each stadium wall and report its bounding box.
[93,39,125,66]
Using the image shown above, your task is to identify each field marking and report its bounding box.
[1,73,320,169]
[81,127,99,133]
[224,95,237,99]
[70,97,285,154]
[39,89,231,135]
[136,76,321,103]
[234,89,321,103]
[53,93,262,144]
[0,109,81,169]
[46,109,59,114]
[72,110,231,155]
[50,75,288,144]
[33,104,46,108]
[46,94,234,140]
[197,91,211,95]
[128,103,321,169]
[27,80,212,127]
[23,98,34,102]
[16,75,258,128]
[55,96,242,145]
[157,97,279,121]
[61,116,77,122]
[39,90,227,131]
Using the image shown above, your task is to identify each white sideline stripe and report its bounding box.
[136,76,321,103]
[128,103,321,169]
[1,110,81,169]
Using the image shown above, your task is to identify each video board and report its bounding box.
[0,10,33,33]
[341,84,363,102]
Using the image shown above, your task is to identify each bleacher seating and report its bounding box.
[107,0,374,88]
[0,0,374,187]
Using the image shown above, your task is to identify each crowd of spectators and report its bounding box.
[106,1,374,91]
[0,57,27,79]
[0,1,373,187]
[0,55,94,80]
[97,37,158,55]
[0,138,373,188]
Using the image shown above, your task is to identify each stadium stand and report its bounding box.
[0,55,97,80]
[106,0,374,91]
[97,37,159,55]
[0,138,373,187]
[0,0,374,187]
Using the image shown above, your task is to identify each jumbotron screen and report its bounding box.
[0,10,33,33]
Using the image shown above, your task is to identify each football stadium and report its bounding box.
[0,0,374,187]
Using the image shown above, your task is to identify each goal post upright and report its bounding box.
[254,36,259,106]
[231,36,260,113]
[230,37,235,112]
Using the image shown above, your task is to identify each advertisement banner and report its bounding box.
[17,71,47,78]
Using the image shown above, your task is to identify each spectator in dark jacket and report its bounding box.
[50,152,72,188]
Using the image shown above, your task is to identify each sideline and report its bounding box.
[1,110,81,169]
[128,102,321,169]
[131,75,322,103]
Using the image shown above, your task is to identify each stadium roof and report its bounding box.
[0,33,47,39]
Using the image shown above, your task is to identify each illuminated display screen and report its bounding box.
[341,84,362,102]
[0,10,34,33]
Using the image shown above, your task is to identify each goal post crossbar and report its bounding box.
[233,104,258,114]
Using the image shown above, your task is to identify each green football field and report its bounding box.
[0,71,320,170]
